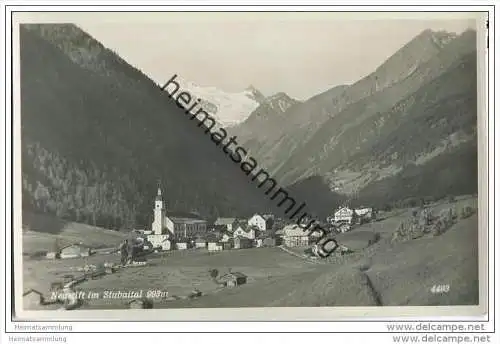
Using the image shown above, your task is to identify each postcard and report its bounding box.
[10,10,489,321]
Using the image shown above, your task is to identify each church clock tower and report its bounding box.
[152,186,165,235]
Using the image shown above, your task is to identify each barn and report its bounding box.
[59,244,92,259]
[219,272,247,288]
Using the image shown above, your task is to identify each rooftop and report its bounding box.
[59,243,91,250]
[234,223,257,233]
[283,224,309,237]
[214,218,237,225]
[169,217,207,225]
[221,272,247,279]
[166,211,206,224]
[23,289,44,297]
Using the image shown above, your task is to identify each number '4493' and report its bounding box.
[431,284,450,293]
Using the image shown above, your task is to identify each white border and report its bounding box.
[1,2,496,337]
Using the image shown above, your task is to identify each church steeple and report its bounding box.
[152,182,165,235]
[155,180,163,201]
[156,186,162,201]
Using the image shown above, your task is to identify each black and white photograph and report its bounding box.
[9,10,489,322]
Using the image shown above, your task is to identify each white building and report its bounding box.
[247,214,273,232]
[208,242,223,252]
[194,238,206,249]
[354,207,373,219]
[147,235,171,251]
[334,207,354,224]
[233,224,255,240]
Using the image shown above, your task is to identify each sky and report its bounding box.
[32,12,480,100]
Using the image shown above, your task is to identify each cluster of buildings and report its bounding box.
[143,187,281,252]
[205,214,278,251]
[141,188,376,252]
[327,205,375,233]
[43,198,378,261]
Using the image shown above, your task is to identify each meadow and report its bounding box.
[21,196,479,310]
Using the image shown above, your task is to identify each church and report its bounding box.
[151,187,208,240]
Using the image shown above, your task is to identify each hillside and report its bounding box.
[274,30,477,190]
[231,29,467,177]
[230,91,300,146]
[231,29,478,208]
[279,49,477,200]
[20,24,281,229]
[231,84,348,168]
[22,212,127,256]
[356,141,478,206]
[151,209,478,308]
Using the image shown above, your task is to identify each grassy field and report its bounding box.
[21,196,479,310]
[22,212,127,257]
[22,247,313,309]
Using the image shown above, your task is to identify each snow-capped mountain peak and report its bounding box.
[245,85,267,103]
[266,92,298,113]
[172,77,263,127]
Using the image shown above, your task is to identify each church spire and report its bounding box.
[156,180,163,201]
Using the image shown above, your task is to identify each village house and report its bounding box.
[148,235,171,251]
[206,231,228,251]
[354,207,374,223]
[283,224,309,247]
[334,206,354,224]
[149,187,207,244]
[233,236,253,249]
[214,218,238,232]
[194,237,206,249]
[232,223,256,240]
[23,289,45,309]
[247,214,274,232]
[207,241,223,252]
[220,272,248,288]
[332,206,374,225]
[59,243,93,259]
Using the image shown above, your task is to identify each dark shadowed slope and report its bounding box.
[20,24,279,229]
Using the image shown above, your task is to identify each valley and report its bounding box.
[18,22,480,312]
[22,196,479,310]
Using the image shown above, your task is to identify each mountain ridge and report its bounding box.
[20,24,284,229]
[273,29,477,189]
[230,29,472,179]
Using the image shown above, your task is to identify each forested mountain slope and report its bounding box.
[20,24,279,229]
